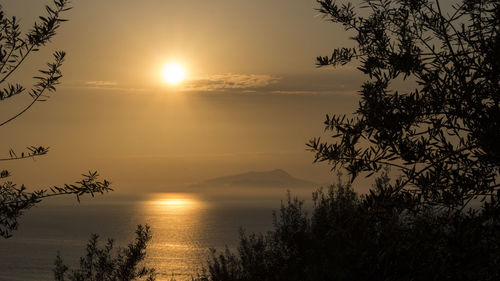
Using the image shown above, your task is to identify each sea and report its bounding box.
[0,192,291,281]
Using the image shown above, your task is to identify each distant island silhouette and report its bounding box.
[190,169,316,190]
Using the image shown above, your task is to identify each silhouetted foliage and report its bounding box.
[0,0,112,238]
[54,225,156,281]
[308,0,500,213]
[199,178,500,281]
[198,1,499,280]
[0,171,111,238]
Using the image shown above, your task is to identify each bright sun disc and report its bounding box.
[162,63,186,85]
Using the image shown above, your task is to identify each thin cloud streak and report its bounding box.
[69,73,359,97]
[106,150,308,160]
[183,73,280,92]
[270,89,356,96]
[85,80,118,86]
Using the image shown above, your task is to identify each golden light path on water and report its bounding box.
[139,193,210,281]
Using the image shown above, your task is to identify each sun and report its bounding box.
[162,63,186,85]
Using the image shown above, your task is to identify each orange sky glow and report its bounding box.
[0,0,366,193]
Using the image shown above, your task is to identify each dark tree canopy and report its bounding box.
[0,0,111,238]
[308,0,500,213]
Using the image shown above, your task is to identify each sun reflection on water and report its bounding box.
[140,193,209,281]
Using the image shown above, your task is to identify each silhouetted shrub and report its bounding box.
[54,225,156,281]
[199,178,500,281]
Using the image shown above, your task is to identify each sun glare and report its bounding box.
[149,193,201,212]
[162,63,186,85]
[158,198,190,206]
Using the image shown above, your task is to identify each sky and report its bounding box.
[0,0,367,193]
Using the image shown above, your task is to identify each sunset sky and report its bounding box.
[0,0,365,193]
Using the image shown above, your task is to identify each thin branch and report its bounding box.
[0,153,47,161]
[0,51,64,127]
[0,45,33,85]
[0,82,44,127]
[317,155,412,172]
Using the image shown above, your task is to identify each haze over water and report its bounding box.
[0,192,284,281]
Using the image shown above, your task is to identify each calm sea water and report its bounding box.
[0,193,284,281]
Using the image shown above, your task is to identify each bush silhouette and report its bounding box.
[54,225,156,281]
[200,176,499,281]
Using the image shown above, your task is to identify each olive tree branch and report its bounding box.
[0,51,65,128]
[0,0,71,85]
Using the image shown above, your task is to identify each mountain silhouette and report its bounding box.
[189,169,316,190]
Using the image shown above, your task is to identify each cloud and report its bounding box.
[271,90,324,95]
[183,73,280,92]
[62,81,148,93]
[85,81,118,87]
[270,89,356,96]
